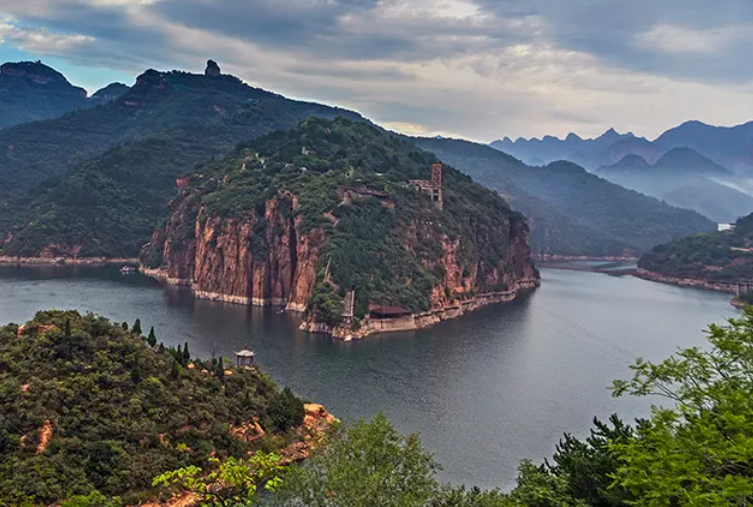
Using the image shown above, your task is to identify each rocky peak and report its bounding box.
[92,82,130,101]
[612,154,650,169]
[205,59,222,77]
[0,61,78,90]
[0,60,90,129]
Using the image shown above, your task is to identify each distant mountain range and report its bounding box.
[491,120,753,174]
[0,61,129,129]
[414,138,714,256]
[0,60,714,259]
[596,148,753,223]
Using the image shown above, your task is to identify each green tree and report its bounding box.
[64,319,71,337]
[544,415,633,507]
[216,358,226,382]
[274,414,439,507]
[147,327,157,348]
[170,358,180,380]
[266,387,305,432]
[153,454,284,506]
[132,318,142,336]
[60,491,121,507]
[121,322,128,331]
[183,341,191,365]
[611,308,753,506]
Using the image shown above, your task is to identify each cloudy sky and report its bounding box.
[2,0,753,141]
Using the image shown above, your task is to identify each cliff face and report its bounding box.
[147,193,324,309]
[146,193,536,319]
[141,118,540,337]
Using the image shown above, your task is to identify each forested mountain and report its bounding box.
[640,212,753,280]
[143,118,537,335]
[0,62,365,258]
[0,60,361,202]
[0,309,313,506]
[415,137,715,255]
[597,148,753,222]
[0,61,127,130]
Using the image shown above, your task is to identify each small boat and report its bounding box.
[120,266,136,274]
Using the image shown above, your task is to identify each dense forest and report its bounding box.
[414,137,716,256]
[640,212,753,279]
[146,117,534,325]
[0,310,309,506]
[3,307,752,506]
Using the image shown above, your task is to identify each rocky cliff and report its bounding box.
[142,118,539,338]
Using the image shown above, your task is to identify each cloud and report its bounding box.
[1,0,753,140]
[0,18,95,53]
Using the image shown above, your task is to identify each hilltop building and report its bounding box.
[235,346,256,369]
[719,223,736,232]
[410,163,444,210]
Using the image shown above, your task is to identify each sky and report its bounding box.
[2,0,753,142]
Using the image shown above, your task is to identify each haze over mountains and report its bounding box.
[491,120,753,175]
[596,148,753,223]
[0,60,716,260]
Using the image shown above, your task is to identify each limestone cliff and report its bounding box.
[142,118,539,338]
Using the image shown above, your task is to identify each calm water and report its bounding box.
[0,265,734,489]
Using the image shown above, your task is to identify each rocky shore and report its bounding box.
[300,279,540,341]
[0,256,139,266]
[140,265,540,340]
[633,268,743,294]
[534,254,638,262]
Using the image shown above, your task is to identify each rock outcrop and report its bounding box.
[205,59,222,77]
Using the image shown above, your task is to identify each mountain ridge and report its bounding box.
[0,61,129,129]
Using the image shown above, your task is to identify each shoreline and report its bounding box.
[301,279,541,341]
[632,268,743,294]
[533,254,638,262]
[140,267,541,340]
[633,268,749,309]
[0,256,139,267]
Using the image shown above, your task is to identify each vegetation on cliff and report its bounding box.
[640,212,753,280]
[414,137,715,256]
[0,310,306,506]
[145,117,536,326]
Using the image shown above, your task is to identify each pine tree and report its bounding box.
[147,327,157,348]
[158,343,165,354]
[132,319,142,336]
[64,319,71,337]
[216,359,225,382]
[121,322,129,331]
[183,342,190,365]
[170,359,180,379]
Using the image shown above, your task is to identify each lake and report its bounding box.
[0,264,734,490]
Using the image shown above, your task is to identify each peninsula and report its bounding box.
[141,118,540,339]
